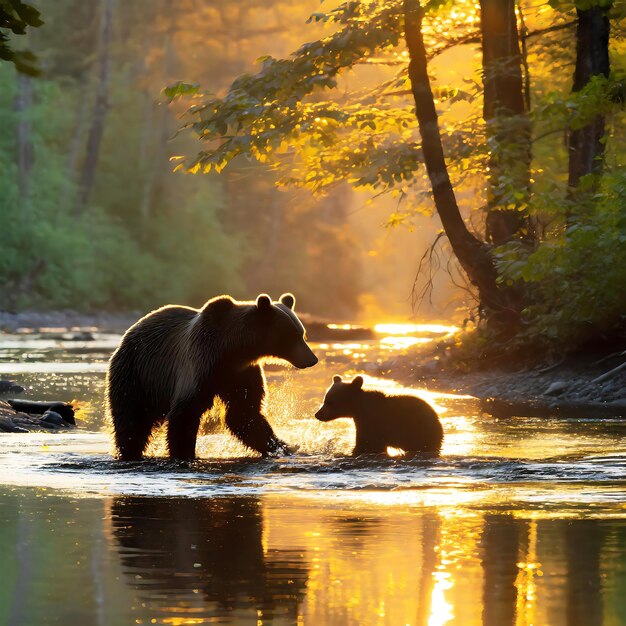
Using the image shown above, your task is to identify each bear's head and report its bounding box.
[254,293,318,369]
[315,375,363,421]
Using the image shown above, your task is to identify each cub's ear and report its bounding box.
[333,375,342,384]
[256,294,272,311]
[351,376,364,389]
[279,293,295,310]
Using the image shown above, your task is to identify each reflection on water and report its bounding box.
[2,489,626,625]
[2,324,626,624]
[110,496,308,624]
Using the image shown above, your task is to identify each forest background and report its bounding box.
[1,0,441,322]
[1,0,624,355]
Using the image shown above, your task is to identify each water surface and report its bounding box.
[1,325,626,625]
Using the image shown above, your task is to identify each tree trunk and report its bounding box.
[14,73,33,199]
[62,85,89,209]
[480,0,532,246]
[567,5,610,193]
[76,0,115,214]
[403,0,510,317]
[139,14,176,223]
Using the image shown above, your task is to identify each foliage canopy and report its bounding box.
[0,0,42,74]
[176,0,625,352]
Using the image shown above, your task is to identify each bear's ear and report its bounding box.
[204,295,235,314]
[256,294,272,311]
[279,293,295,310]
[351,376,364,389]
[333,375,342,384]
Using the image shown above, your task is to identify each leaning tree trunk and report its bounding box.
[76,0,115,214]
[480,0,532,246]
[403,0,513,318]
[567,5,610,194]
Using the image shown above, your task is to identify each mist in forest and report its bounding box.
[0,0,463,322]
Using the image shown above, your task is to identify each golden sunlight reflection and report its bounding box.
[374,323,458,336]
[379,336,434,349]
[515,520,541,626]
[262,498,486,626]
[428,571,454,626]
[10,487,624,626]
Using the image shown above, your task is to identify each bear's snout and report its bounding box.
[303,353,319,368]
[289,344,318,369]
[315,407,332,422]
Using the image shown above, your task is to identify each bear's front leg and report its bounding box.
[219,365,288,456]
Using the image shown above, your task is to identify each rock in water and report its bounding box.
[545,381,569,396]
[0,416,29,433]
[6,399,75,424]
[42,410,67,426]
[0,380,25,393]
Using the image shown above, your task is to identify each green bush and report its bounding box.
[496,171,626,352]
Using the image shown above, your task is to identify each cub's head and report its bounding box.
[315,375,363,422]
[255,293,318,369]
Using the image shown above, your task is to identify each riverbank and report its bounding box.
[389,340,626,417]
[2,310,624,416]
[0,310,139,334]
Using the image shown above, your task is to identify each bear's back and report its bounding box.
[390,394,438,422]
[354,392,442,453]
[391,394,442,451]
[115,306,199,389]
[120,305,198,353]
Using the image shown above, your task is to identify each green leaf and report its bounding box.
[163,82,201,101]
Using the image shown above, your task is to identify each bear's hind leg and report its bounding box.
[166,400,205,461]
[107,351,156,461]
[113,408,156,461]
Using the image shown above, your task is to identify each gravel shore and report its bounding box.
[0,310,139,333]
[392,345,626,417]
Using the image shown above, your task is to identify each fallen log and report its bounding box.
[0,401,77,432]
[6,399,75,424]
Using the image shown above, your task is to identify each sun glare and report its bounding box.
[374,323,458,336]
[380,336,434,349]
[428,571,454,626]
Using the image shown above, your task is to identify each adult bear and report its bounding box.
[106,293,317,461]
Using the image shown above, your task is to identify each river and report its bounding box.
[1,324,625,625]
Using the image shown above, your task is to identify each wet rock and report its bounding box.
[6,399,75,424]
[41,410,67,426]
[0,380,25,394]
[37,419,61,430]
[481,386,500,398]
[71,330,95,341]
[419,359,442,376]
[0,416,29,433]
[600,380,617,394]
[545,381,568,396]
[0,398,78,432]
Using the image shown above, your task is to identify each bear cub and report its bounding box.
[315,375,443,455]
[106,293,317,461]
